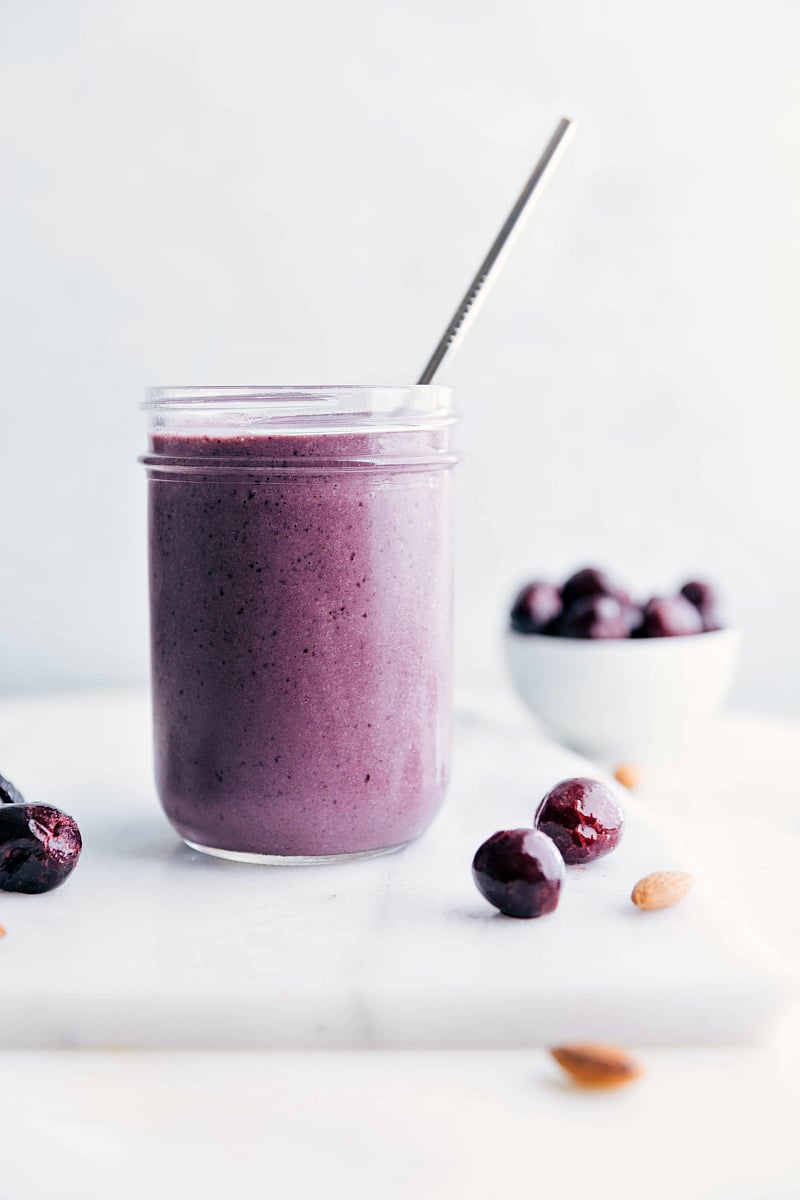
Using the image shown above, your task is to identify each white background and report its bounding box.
[1,0,799,712]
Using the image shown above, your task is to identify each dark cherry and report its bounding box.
[472,828,565,918]
[0,804,82,894]
[535,777,624,864]
[637,595,704,638]
[680,580,721,631]
[0,773,25,806]
[622,603,644,635]
[558,594,631,639]
[561,567,629,609]
[510,581,562,634]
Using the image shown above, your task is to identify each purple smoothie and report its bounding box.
[146,425,454,858]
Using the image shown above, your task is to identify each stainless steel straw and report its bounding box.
[417,116,575,385]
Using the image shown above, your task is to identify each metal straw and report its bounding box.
[417,116,575,385]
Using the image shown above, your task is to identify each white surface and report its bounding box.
[2,1043,800,1200]
[1,0,800,717]
[506,626,741,761]
[1,703,798,1198]
[0,687,791,1047]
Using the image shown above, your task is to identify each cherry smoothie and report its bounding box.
[142,388,456,861]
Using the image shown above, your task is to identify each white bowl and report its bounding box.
[505,627,741,763]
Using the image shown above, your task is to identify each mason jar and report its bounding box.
[141,386,457,863]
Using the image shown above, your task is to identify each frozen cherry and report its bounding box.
[0,773,25,806]
[510,581,562,634]
[622,603,644,635]
[0,804,82,894]
[472,828,565,918]
[637,596,703,638]
[558,594,631,639]
[561,567,629,609]
[680,580,721,631]
[535,777,624,864]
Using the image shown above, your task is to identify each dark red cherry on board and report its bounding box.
[0,773,25,806]
[535,777,624,865]
[472,828,565,918]
[510,581,562,634]
[0,803,82,894]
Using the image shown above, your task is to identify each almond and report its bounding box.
[631,870,693,910]
[550,1043,643,1089]
[614,762,641,790]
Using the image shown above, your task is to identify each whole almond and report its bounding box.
[614,762,641,790]
[550,1043,643,1089]
[631,870,693,910]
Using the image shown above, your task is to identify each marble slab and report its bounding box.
[0,688,792,1047]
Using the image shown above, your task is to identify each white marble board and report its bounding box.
[0,689,791,1047]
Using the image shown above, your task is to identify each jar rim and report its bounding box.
[143,384,451,407]
[142,384,456,436]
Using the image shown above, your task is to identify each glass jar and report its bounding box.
[141,386,457,863]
